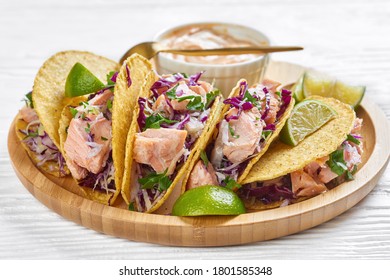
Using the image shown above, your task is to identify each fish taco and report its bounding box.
[122,70,224,213]
[184,79,295,192]
[58,54,153,205]
[15,50,118,178]
[238,96,363,210]
[15,92,69,177]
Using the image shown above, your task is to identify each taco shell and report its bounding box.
[112,54,153,198]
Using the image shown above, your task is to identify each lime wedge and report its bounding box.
[291,75,304,102]
[302,71,365,108]
[172,185,246,216]
[303,71,335,98]
[279,99,337,146]
[65,63,105,97]
[332,81,365,108]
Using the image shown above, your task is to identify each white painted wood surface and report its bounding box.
[0,0,389,259]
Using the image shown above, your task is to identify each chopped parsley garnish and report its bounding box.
[205,89,220,108]
[166,84,213,111]
[106,99,113,110]
[144,114,178,130]
[244,90,258,104]
[326,149,353,180]
[70,107,78,118]
[274,91,281,98]
[24,131,38,139]
[138,170,172,192]
[200,150,209,166]
[186,95,204,111]
[228,124,239,139]
[24,91,33,108]
[101,136,108,141]
[171,94,204,111]
[347,134,361,145]
[128,202,135,211]
[166,84,179,99]
[261,130,272,140]
[106,71,117,86]
[223,176,242,192]
[85,123,91,133]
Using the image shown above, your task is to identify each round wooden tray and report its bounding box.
[8,61,390,247]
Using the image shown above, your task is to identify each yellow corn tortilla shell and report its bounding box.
[242,96,356,184]
[33,51,119,152]
[121,72,223,213]
[210,79,295,184]
[112,54,153,198]
[15,113,70,177]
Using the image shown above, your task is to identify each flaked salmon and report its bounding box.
[263,94,280,125]
[262,79,281,93]
[351,118,363,134]
[152,95,173,117]
[19,106,38,123]
[222,107,263,164]
[89,89,114,106]
[291,169,328,197]
[64,117,112,175]
[187,160,219,190]
[133,128,187,175]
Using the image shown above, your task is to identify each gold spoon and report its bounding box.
[120,41,303,64]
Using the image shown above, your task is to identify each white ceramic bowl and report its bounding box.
[154,22,270,97]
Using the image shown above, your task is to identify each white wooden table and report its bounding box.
[1,0,389,259]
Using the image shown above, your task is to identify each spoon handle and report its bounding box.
[160,46,303,56]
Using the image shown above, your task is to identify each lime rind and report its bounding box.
[172,185,246,216]
[280,99,337,146]
[65,62,105,97]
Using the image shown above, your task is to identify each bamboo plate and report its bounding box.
[8,61,390,247]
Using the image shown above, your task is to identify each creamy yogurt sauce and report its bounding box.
[159,25,267,65]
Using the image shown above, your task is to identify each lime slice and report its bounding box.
[291,75,305,102]
[302,71,365,108]
[172,185,246,216]
[65,62,105,97]
[332,81,365,108]
[279,99,337,146]
[303,71,335,98]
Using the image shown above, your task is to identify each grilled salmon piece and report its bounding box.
[19,106,39,123]
[133,128,187,175]
[223,107,263,164]
[187,160,219,190]
[64,117,112,175]
[291,169,328,197]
